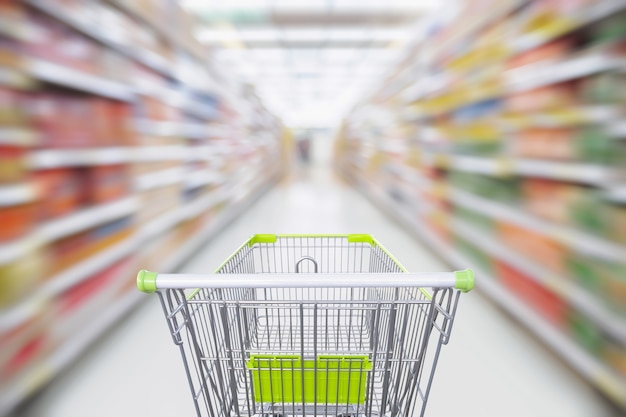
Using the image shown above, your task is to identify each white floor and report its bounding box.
[12,162,620,417]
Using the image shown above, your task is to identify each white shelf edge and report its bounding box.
[38,197,138,242]
[505,52,626,93]
[0,128,39,146]
[26,59,133,102]
[451,217,626,344]
[0,183,39,206]
[132,146,190,162]
[449,187,626,263]
[354,175,626,409]
[0,197,138,265]
[42,233,139,297]
[28,147,133,169]
[184,170,224,189]
[422,151,616,185]
[135,167,185,191]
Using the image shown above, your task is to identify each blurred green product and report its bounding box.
[566,255,626,315]
[581,73,626,104]
[454,235,493,274]
[574,125,619,164]
[449,171,519,203]
[590,11,626,45]
[454,206,495,232]
[568,310,605,357]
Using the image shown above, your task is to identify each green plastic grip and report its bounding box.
[454,269,475,292]
[137,270,158,293]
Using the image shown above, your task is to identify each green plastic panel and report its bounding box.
[247,355,372,404]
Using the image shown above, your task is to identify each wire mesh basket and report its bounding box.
[137,234,474,417]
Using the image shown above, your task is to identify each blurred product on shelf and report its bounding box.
[335,0,626,410]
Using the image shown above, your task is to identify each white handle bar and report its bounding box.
[137,270,474,293]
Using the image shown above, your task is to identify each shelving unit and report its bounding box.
[336,0,626,410]
[0,1,286,415]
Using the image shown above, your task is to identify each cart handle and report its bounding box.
[137,269,474,293]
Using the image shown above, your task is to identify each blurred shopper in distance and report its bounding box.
[296,130,312,164]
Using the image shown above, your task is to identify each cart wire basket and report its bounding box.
[137,234,474,417]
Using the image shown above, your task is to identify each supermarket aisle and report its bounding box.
[13,164,619,417]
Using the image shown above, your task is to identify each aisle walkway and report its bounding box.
[13,164,618,417]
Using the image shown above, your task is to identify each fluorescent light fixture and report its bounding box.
[281,28,328,42]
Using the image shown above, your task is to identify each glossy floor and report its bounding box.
[13,163,620,417]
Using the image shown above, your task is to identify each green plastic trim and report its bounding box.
[347,234,375,245]
[137,270,158,293]
[248,234,278,246]
[455,269,475,292]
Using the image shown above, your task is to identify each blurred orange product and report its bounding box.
[109,102,135,146]
[495,260,569,326]
[506,38,574,70]
[34,168,82,220]
[512,128,576,160]
[85,165,130,204]
[0,201,36,242]
[604,343,626,378]
[521,178,580,223]
[498,221,567,274]
[505,82,579,112]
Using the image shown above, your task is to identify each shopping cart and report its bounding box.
[137,234,474,417]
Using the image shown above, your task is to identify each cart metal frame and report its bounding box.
[137,234,474,417]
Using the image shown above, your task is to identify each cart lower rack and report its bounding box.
[137,234,474,417]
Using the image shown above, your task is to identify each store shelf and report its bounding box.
[514,159,616,185]
[608,120,626,138]
[512,0,626,53]
[137,189,227,243]
[505,52,626,93]
[0,128,39,146]
[353,175,626,410]
[185,169,224,190]
[449,187,626,263]
[0,66,35,89]
[0,183,39,206]
[39,197,138,243]
[0,289,143,416]
[0,197,138,265]
[451,218,626,344]
[43,233,138,297]
[421,151,617,185]
[25,59,134,102]
[135,167,185,191]
[24,0,172,77]
[499,106,621,130]
[134,120,222,139]
[28,148,132,169]
[159,173,278,273]
[102,0,172,44]
[133,146,191,162]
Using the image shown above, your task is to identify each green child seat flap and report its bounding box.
[247,355,372,404]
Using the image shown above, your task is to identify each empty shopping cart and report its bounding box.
[137,234,474,417]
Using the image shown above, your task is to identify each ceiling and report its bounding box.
[181,0,436,128]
